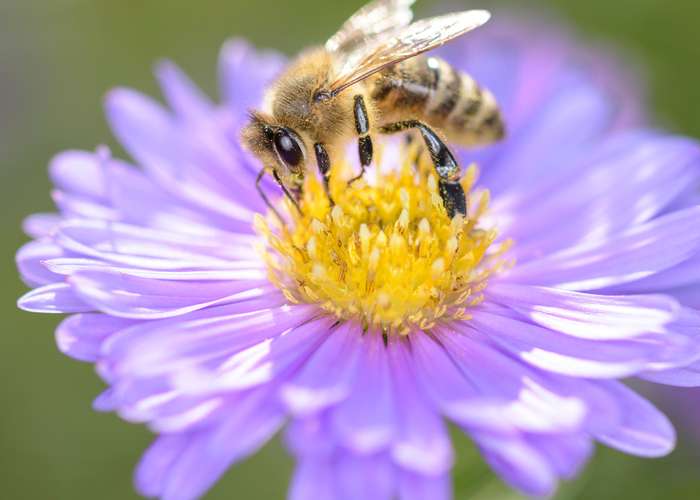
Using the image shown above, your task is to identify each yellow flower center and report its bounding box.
[255,147,511,335]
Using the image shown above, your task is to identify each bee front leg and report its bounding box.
[256,168,285,224]
[379,120,466,218]
[314,143,334,206]
[272,170,303,216]
[349,95,373,185]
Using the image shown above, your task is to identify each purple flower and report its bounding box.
[16,13,700,500]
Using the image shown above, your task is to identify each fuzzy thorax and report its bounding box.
[255,150,511,335]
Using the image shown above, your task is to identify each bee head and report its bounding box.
[241,111,307,188]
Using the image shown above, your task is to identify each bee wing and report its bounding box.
[325,0,416,54]
[328,10,490,96]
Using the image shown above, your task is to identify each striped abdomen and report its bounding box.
[369,55,504,147]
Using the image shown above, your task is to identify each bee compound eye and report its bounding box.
[273,129,304,169]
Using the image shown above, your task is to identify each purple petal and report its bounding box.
[506,206,700,290]
[69,269,271,319]
[16,239,65,286]
[101,157,252,235]
[438,327,587,433]
[547,377,626,436]
[487,284,680,340]
[462,14,643,131]
[49,149,109,201]
[135,434,190,498]
[638,308,700,386]
[285,414,337,458]
[388,339,454,475]
[397,470,451,500]
[95,376,218,429]
[105,87,257,214]
[175,315,335,394]
[100,302,312,381]
[595,381,676,457]
[55,219,256,267]
[281,322,362,416]
[330,332,396,454]
[105,88,181,180]
[155,60,213,120]
[136,388,284,500]
[606,250,700,294]
[289,459,338,500]
[478,72,619,199]
[448,12,645,200]
[666,283,700,309]
[44,257,264,281]
[469,307,698,378]
[22,213,61,238]
[336,453,395,500]
[148,397,227,434]
[18,283,91,314]
[410,332,517,433]
[218,39,285,114]
[93,375,172,413]
[525,433,593,480]
[51,188,120,221]
[474,431,557,497]
[56,313,136,362]
[500,135,700,261]
[640,359,700,387]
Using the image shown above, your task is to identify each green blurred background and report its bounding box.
[2,0,700,498]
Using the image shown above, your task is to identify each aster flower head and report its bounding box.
[16,8,700,500]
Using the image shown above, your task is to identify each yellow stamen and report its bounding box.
[255,150,512,335]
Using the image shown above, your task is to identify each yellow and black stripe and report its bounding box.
[369,55,504,147]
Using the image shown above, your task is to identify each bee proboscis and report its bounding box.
[242,0,505,219]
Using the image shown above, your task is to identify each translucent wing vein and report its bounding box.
[325,0,416,54]
[328,10,491,95]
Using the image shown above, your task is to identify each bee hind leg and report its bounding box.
[379,120,466,218]
[349,95,373,186]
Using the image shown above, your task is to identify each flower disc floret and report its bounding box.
[257,154,511,334]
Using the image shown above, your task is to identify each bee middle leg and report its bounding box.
[349,95,373,185]
[379,120,466,218]
[314,142,334,206]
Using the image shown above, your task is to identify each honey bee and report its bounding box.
[242,0,504,219]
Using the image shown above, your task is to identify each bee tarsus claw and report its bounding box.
[380,120,466,218]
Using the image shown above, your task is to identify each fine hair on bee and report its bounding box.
[241,0,505,221]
